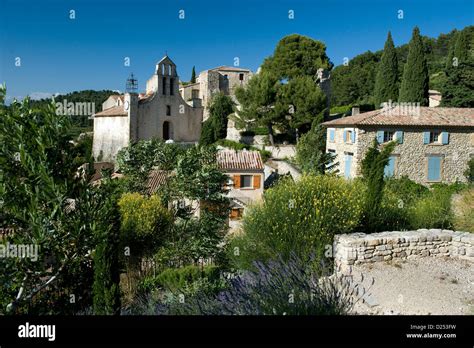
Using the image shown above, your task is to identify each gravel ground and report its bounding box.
[350,257,474,315]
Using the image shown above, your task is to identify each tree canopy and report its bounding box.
[374,32,399,107]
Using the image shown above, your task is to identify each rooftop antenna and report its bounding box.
[126,73,138,93]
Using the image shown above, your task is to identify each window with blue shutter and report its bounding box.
[344,153,353,179]
[423,132,431,144]
[329,129,335,142]
[384,156,396,177]
[395,131,404,144]
[351,129,356,143]
[427,156,442,181]
[376,130,384,144]
[441,132,449,145]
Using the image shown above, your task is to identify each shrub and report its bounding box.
[118,193,173,258]
[131,254,355,315]
[229,175,365,270]
[408,188,454,229]
[465,158,474,183]
[452,188,474,232]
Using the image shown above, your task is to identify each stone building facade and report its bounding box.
[92,56,203,162]
[180,66,253,121]
[322,106,474,185]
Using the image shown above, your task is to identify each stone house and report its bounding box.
[322,106,474,185]
[216,150,264,230]
[92,56,203,162]
[179,66,253,121]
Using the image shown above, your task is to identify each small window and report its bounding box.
[166,105,171,116]
[223,74,228,80]
[430,131,441,143]
[192,90,199,99]
[345,130,354,143]
[162,77,167,95]
[383,131,395,143]
[170,78,175,95]
[239,73,244,81]
[241,175,253,188]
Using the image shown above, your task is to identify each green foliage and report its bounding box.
[149,265,220,292]
[229,175,365,270]
[199,93,235,146]
[0,86,113,314]
[93,177,122,315]
[191,66,196,83]
[261,34,332,80]
[408,187,454,230]
[453,29,471,63]
[374,32,399,107]
[452,188,474,233]
[118,193,173,258]
[465,158,474,183]
[360,139,396,233]
[295,123,337,174]
[239,127,269,136]
[235,72,281,145]
[276,75,327,131]
[440,60,474,107]
[399,27,430,105]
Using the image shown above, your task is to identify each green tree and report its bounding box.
[235,72,281,145]
[399,27,430,106]
[261,34,332,80]
[374,32,399,107]
[191,66,196,83]
[440,60,474,107]
[453,29,470,63]
[360,139,396,233]
[276,76,327,132]
[92,176,122,315]
[295,123,337,174]
[199,93,235,146]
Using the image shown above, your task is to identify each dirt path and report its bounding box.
[351,257,474,315]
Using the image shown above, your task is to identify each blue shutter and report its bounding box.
[395,131,404,144]
[384,156,395,177]
[351,129,356,143]
[441,132,449,145]
[427,156,441,181]
[344,153,353,179]
[329,129,335,142]
[423,132,430,144]
[376,131,384,144]
[343,130,347,142]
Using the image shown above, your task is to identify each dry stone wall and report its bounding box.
[334,229,474,273]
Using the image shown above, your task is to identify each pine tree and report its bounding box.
[191,66,196,83]
[398,27,429,106]
[374,32,399,107]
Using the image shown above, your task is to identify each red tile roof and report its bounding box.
[217,150,264,171]
[93,105,128,117]
[322,107,474,128]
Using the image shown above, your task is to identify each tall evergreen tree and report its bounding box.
[191,66,196,83]
[446,31,458,69]
[374,31,399,107]
[399,27,430,106]
[453,29,470,63]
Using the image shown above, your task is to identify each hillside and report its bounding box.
[330,26,474,109]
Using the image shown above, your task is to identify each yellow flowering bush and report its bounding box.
[118,193,173,257]
[229,175,365,269]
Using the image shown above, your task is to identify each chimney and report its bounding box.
[352,106,360,115]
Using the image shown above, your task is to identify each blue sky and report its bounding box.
[0,0,472,101]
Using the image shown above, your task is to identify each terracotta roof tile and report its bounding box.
[147,170,172,194]
[93,105,127,117]
[322,107,474,128]
[217,150,264,171]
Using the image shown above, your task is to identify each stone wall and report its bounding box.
[334,229,474,273]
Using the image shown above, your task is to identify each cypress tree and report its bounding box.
[453,29,470,63]
[398,27,429,106]
[374,31,399,107]
[446,32,458,69]
[191,66,196,83]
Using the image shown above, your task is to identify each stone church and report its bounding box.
[92,56,203,162]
